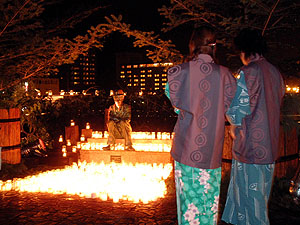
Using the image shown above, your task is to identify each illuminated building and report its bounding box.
[118,62,172,95]
[116,52,173,95]
[31,77,60,95]
[59,49,97,91]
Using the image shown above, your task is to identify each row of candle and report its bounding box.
[91,131,174,140]
[59,132,174,146]
[60,142,171,154]
[0,162,173,203]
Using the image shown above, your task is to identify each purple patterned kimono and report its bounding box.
[168,54,236,169]
[232,56,285,164]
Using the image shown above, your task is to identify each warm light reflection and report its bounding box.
[91,131,172,140]
[286,85,299,93]
[0,162,173,203]
[84,131,173,152]
[80,142,171,152]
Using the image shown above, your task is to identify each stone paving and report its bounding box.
[0,191,177,225]
[1,180,300,224]
[1,157,300,224]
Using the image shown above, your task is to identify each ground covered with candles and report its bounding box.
[1,161,300,224]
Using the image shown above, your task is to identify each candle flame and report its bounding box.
[0,161,173,204]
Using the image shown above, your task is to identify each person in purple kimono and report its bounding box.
[167,26,236,225]
[221,29,285,225]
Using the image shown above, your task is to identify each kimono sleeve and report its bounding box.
[167,63,191,112]
[165,82,180,115]
[226,70,251,126]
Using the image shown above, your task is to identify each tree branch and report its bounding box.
[262,0,281,36]
[0,0,32,38]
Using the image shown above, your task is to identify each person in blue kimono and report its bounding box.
[167,26,236,225]
[221,28,285,225]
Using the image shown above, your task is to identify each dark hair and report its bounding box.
[234,28,267,59]
[188,26,216,60]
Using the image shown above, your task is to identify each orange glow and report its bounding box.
[0,162,173,203]
[83,131,173,152]
[286,85,299,93]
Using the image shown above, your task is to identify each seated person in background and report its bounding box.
[103,89,135,151]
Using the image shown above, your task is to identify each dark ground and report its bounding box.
[1,156,300,225]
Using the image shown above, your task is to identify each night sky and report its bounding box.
[60,0,183,90]
[72,0,191,90]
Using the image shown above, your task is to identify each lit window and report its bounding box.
[134,79,138,82]
[128,84,132,86]
[141,75,145,77]
[162,78,167,81]
[162,74,167,77]
[134,83,138,86]
[155,79,159,81]
[155,83,159,86]
[127,71,132,73]
[147,74,152,77]
[162,82,166,86]
[141,70,146,73]
[148,70,152,73]
[126,65,132,68]
[141,88,145,90]
[140,64,146,67]
[133,65,138,68]
[155,87,159,90]
[121,71,125,74]
[122,65,125,68]
[141,79,145,82]
[141,83,145,86]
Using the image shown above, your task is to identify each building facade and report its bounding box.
[31,77,60,95]
[59,49,97,92]
[118,62,173,95]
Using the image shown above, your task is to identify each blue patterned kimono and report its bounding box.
[222,55,285,225]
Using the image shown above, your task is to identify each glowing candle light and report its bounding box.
[70,120,75,126]
[80,135,85,142]
[72,146,77,153]
[59,135,63,143]
[86,122,90,129]
[66,139,71,146]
